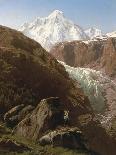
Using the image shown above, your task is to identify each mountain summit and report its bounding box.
[19,10,88,51]
[48,10,64,18]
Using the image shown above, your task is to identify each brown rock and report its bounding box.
[39,127,86,149]
[101,38,116,76]
[14,97,64,140]
[4,104,34,127]
[4,104,24,119]
[51,38,116,76]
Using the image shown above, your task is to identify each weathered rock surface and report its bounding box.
[14,97,64,140]
[39,127,86,149]
[4,104,34,127]
[101,38,116,76]
[51,38,116,76]
[14,97,116,155]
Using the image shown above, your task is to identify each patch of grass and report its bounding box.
[0,124,90,155]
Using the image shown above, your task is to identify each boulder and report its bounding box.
[4,104,24,123]
[14,97,64,140]
[39,127,87,150]
[4,104,34,127]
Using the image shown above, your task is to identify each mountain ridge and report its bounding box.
[19,10,116,51]
[19,10,89,51]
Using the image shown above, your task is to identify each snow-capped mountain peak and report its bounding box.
[48,10,64,18]
[19,10,88,51]
[85,27,103,39]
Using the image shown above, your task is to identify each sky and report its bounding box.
[0,0,116,33]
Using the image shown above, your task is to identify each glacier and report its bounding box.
[60,61,116,127]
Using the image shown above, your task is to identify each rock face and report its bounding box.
[101,38,116,76]
[4,104,34,127]
[39,127,86,149]
[51,38,116,76]
[0,26,116,155]
[15,97,64,140]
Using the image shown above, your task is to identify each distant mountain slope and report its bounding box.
[85,27,103,39]
[19,10,88,51]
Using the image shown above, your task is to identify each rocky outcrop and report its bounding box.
[14,97,64,140]
[4,104,34,127]
[50,38,116,76]
[39,127,86,149]
[14,97,116,155]
[4,104,24,121]
[50,40,104,67]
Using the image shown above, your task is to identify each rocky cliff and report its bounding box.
[51,38,116,76]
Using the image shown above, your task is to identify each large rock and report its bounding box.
[4,104,34,127]
[14,97,64,140]
[39,127,86,149]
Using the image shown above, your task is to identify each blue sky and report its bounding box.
[0,0,116,33]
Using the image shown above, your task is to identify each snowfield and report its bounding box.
[19,10,88,51]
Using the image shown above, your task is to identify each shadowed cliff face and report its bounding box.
[0,26,116,155]
[101,38,116,76]
[50,38,116,76]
